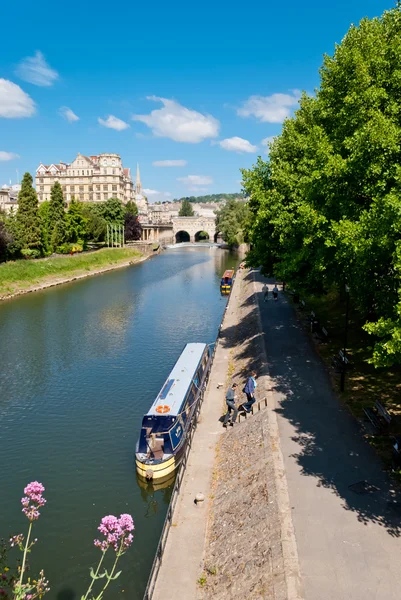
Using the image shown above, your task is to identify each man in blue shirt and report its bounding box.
[223,382,238,427]
[242,371,257,413]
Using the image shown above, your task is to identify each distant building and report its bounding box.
[134,163,149,216]
[35,152,135,204]
[0,184,21,213]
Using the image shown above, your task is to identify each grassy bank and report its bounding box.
[0,248,143,298]
[295,290,401,470]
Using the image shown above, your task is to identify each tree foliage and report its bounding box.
[124,213,142,241]
[66,199,88,245]
[179,199,194,216]
[49,182,67,251]
[15,173,42,253]
[174,193,243,203]
[243,4,401,367]
[125,200,138,216]
[98,198,125,224]
[215,199,249,247]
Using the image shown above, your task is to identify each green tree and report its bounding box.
[39,201,51,255]
[48,182,67,251]
[66,199,88,244]
[125,200,138,216]
[15,172,42,254]
[179,199,194,216]
[99,198,125,224]
[215,199,249,247]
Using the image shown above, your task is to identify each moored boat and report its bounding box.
[135,343,211,480]
[220,269,235,294]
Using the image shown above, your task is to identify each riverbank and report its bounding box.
[151,269,299,600]
[0,247,148,301]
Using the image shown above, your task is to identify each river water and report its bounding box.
[0,247,239,599]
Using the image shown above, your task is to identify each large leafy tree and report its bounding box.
[66,199,88,244]
[15,172,42,253]
[125,200,138,217]
[39,201,51,254]
[99,198,125,224]
[243,3,401,366]
[179,199,194,216]
[215,199,249,247]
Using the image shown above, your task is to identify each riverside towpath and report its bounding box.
[152,270,241,600]
[255,273,401,600]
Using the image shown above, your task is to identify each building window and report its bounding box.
[79,186,84,193]
[89,194,93,201]
[82,170,84,175]
[103,185,108,191]
[87,170,89,175]
[79,194,84,201]
[89,186,93,192]
[112,169,115,175]
[39,178,44,184]
[40,186,44,191]
[96,193,101,200]
[103,169,107,175]
[96,185,100,191]
[70,186,75,192]
[103,193,108,200]
[112,185,117,192]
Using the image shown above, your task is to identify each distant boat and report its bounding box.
[135,343,211,480]
[220,269,235,295]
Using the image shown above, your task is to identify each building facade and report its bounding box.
[35,153,135,204]
[0,184,21,213]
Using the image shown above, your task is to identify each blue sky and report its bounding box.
[0,0,392,202]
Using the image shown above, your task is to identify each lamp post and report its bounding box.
[340,283,350,392]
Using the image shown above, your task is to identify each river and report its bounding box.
[0,247,239,599]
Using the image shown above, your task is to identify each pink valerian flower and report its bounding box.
[21,481,46,521]
[93,514,135,553]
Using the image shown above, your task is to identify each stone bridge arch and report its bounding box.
[172,216,216,244]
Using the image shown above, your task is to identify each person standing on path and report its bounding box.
[223,382,238,427]
[242,371,257,413]
[263,284,268,302]
[272,284,279,300]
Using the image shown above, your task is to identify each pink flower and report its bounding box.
[10,533,24,547]
[21,481,46,521]
[93,513,135,553]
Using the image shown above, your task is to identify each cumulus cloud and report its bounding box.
[143,189,172,203]
[152,160,187,167]
[0,79,36,118]
[133,97,219,143]
[0,151,20,161]
[218,136,258,153]
[261,136,276,154]
[59,106,79,122]
[15,51,59,87]
[177,175,213,187]
[98,115,130,131]
[237,91,300,123]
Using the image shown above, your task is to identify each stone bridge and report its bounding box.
[172,216,217,243]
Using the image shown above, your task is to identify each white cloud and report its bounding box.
[15,51,59,87]
[0,151,20,161]
[261,136,276,154]
[188,186,209,193]
[237,91,300,123]
[0,79,36,118]
[98,115,130,131]
[133,97,219,143]
[177,175,213,187]
[152,160,187,167]
[59,106,79,122]
[218,136,258,153]
[143,189,172,203]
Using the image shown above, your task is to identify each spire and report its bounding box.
[136,163,142,195]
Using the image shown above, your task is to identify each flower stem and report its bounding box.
[83,551,107,600]
[18,521,32,587]
[94,540,124,600]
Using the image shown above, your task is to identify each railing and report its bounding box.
[142,271,236,600]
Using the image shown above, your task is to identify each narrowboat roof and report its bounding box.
[146,343,207,418]
[222,269,235,278]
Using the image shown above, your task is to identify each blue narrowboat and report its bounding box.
[135,343,211,480]
[220,269,235,294]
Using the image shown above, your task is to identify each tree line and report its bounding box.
[242,4,401,367]
[174,193,244,204]
[0,173,142,261]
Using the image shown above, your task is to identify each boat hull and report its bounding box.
[136,439,186,480]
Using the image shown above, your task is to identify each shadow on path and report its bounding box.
[223,270,401,538]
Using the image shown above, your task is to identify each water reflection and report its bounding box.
[137,473,175,518]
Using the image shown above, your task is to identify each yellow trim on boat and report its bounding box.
[136,455,176,479]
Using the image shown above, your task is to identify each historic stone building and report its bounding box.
[133,163,149,216]
[35,152,135,204]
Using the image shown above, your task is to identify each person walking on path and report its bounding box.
[272,284,279,301]
[223,382,238,427]
[242,371,257,413]
[263,284,268,302]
